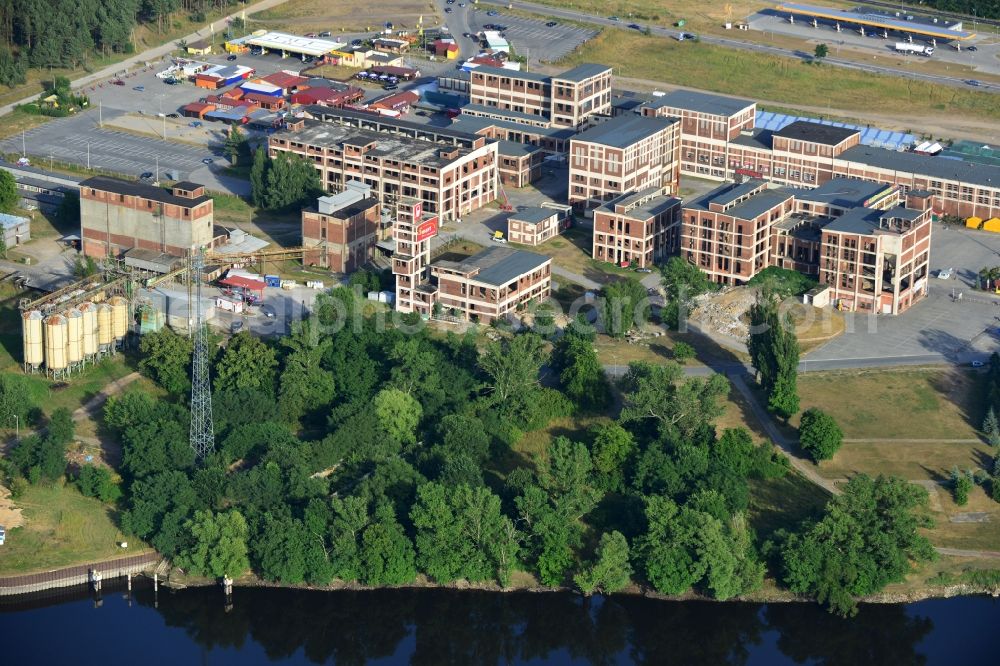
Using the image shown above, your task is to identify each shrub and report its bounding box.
[798,408,842,462]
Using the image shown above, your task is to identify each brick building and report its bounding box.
[568,115,680,210]
[431,246,552,323]
[392,199,439,316]
[269,115,498,221]
[507,206,564,246]
[80,177,214,258]
[468,63,612,128]
[641,91,1000,219]
[301,180,380,273]
[680,178,930,314]
[592,188,682,268]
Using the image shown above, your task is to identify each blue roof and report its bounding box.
[0,212,30,229]
[755,111,916,151]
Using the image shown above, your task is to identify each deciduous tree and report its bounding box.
[176,509,251,579]
[574,530,632,595]
[799,408,843,461]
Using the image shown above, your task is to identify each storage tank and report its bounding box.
[22,310,44,369]
[79,302,98,357]
[65,308,83,364]
[44,314,68,372]
[97,304,113,349]
[110,296,128,340]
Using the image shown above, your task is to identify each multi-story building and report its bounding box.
[392,198,439,316]
[679,177,930,314]
[568,115,680,210]
[467,63,612,128]
[301,180,380,273]
[507,206,565,246]
[592,188,682,268]
[431,246,552,323]
[641,90,1000,219]
[269,114,498,221]
[80,177,214,258]
[642,89,756,180]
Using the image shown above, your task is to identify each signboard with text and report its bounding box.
[411,201,422,220]
[416,215,438,242]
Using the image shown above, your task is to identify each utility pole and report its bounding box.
[189,249,216,460]
[87,142,90,169]
[99,101,103,128]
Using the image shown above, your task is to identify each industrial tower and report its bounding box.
[188,250,215,459]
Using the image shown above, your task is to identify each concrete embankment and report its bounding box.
[0,552,159,597]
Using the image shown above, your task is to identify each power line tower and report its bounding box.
[188,249,215,459]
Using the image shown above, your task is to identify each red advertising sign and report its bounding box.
[735,167,763,178]
[416,216,438,242]
[411,201,422,220]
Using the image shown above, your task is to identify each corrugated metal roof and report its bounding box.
[754,111,916,151]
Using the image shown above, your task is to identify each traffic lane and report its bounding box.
[438,0,480,59]
[475,0,998,92]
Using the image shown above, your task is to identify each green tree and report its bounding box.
[774,474,936,616]
[984,407,1000,447]
[254,513,310,584]
[672,341,696,363]
[328,495,371,581]
[660,256,713,327]
[75,464,122,503]
[214,332,278,395]
[410,481,519,586]
[951,467,973,506]
[557,335,610,411]
[479,333,546,404]
[0,374,39,429]
[260,153,322,210]
[176,509,251,579]
[278,319,336,423]
[249,146,268,207]
[814,43,829,60]
[619,361,728,444]
[600,277,647,338]
[223,124,249,166]
[374,388,423,449]
[0,168,18,212]
[589,422,635,492]
[359,502,417,585]
[574,530,632,595]
[799,408,843,461]
[747,292,800,420]
[121,470,197,557]
[139,328,193,395]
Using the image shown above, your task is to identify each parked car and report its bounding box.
[260,305,276,318]
[227,54,238,61]
[304,32,317,38]
[351,39,364,47]
[966,79,982,87]
[0,525,5,546]
[189,121,203,128]
[140,171,154,180]
[446,0,455,3]
[164,78,178,85]
[459,2,467,7]
[202,157,213,164]
[231,320,244,333]
[628,23,642,30]
[972,360,985,368]
[937,268,954,279]
[133,85,145,91]
[383,84,398,90]
[608,15,620,21]
[445,7,453,12]
[487,9,497,14]
[319,31,332,37]
[166,113,179,118]
[967,45,978,52]
[545,21,558,27]
[112,79,125,86]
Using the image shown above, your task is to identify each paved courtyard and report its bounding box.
[808,226,1000,363]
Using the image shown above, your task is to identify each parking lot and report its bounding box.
[467,9,598,63]
[808,226,1000,362]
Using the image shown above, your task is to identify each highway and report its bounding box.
[478,0,998,93]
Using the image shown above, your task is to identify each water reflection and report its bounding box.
[0,584,994,664]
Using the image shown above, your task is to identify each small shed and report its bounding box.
[0,213,31,248]
[186,40,213,56]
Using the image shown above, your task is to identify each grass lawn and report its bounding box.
[816,440,995,483]
[748,472,831,541]
[494,414,615,477]
[921,484,1000,553]
[0,480,144,575]
[0,109,54,141]
[513,227,633,282]
[251,0,439,33]
[558,30,1000,124]
[794,368,981,440]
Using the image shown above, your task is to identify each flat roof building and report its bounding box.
[79,176,215,258]
[593,188,682,268]
[569,115,681,209]
[268,117,498,221]
[302,180,381,274]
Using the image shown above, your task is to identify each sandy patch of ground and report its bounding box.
[0,485,25,530]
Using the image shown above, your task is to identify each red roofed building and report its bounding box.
[290,86,364,108]
[242,92,286,111]
[259,71,309,94]
[434,40,459,59]
[183,102,216,119]
[369,90,419,114]
[469,54,506,68]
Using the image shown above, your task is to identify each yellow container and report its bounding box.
[22,310,44,367]
[65,308,83,363]
[44,314,68,371]
[79,302,98,357]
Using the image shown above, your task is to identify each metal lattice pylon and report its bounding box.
[189,249,215,459]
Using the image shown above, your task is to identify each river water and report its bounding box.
[1,583,997,664]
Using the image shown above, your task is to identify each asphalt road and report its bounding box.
[478,0,998,93]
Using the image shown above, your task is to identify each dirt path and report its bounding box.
[0,485,24,530]
[71,372,142,424]
[612,76,1000,143]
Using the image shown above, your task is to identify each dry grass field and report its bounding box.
[251,0,440,33]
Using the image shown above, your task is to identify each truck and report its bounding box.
[895,42,933,56]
